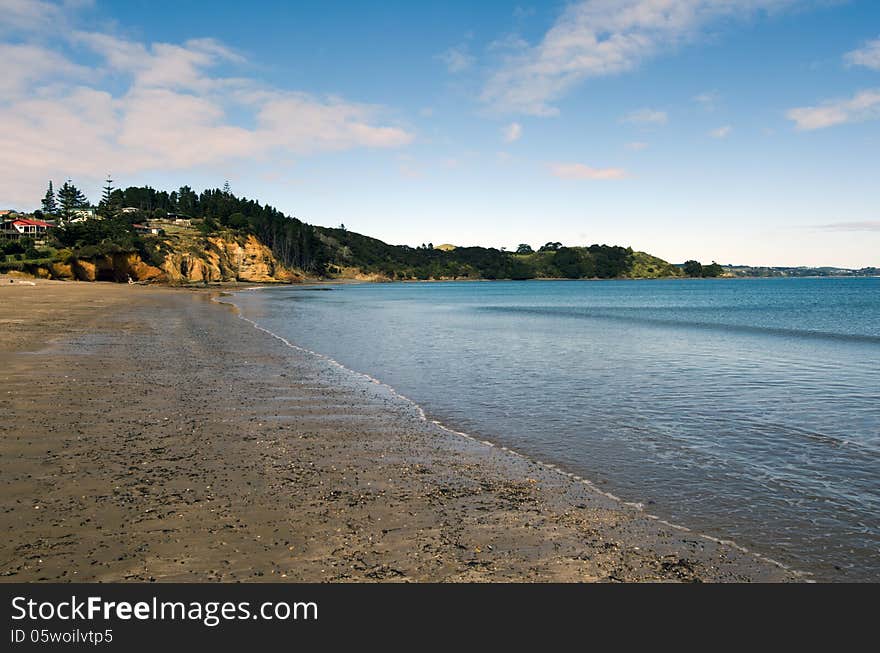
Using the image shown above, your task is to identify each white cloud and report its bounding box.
[549,162,627,180]
[0,43,90,94]
[72,32,247,93]
[710,125,732,138]
[815,221,880,232]
[118,88,258,168]
[256,94,413,153]
[625,141,649,150]
[845,37,880,71]
[0,21,414,206]
[487,33,530,53]
[436,46,474,73]
[481,0,800,116]
[0,0,66,32]
[620,108,667,125]
[503,122,523,142]
[787,89,880,130]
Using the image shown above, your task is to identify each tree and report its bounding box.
[57,180,89,223]
[226,212,248,229]
[702,262,724,278]
[553,247,585,278]
[41,181,57,216]
[98,174,116,219]
[539,241,562,252]
[589,244,630,278]
[515,243,533,254]
[683,260,703,277]
[177,186,197,216]
[223,180,231,194]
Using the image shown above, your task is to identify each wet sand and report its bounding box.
[0,278,800,582]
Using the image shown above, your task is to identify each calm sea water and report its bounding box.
[231,278,880,581]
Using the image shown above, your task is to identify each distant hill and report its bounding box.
[718,265,879,278]
[313,227,682,280]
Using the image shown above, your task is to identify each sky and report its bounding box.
[1,0,879,267]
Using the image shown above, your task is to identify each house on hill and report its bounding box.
[69,207,98,222]
[1,217,52,242]
[167,213,192,225]
[132,223,165,236]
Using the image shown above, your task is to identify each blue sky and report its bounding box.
[1,0,879,267]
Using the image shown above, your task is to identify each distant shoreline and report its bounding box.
[4,269,877,289]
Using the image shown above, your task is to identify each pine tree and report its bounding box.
[57,180,89,223]
[41,181,57,216]
[223,180,231,195]
[98,174,116,219]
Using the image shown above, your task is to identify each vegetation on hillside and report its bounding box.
[5,179,710,281]
[682,260,724,278]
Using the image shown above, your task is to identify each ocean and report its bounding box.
[230,277,880,581]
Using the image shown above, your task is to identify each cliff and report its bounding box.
[162,234,300,284]
[16,253,165,283]
[13,233,299,284]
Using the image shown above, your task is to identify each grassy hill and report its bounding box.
[314,227,682,280]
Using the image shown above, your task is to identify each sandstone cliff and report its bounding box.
[162,234,299,284]
[18,253,165,283]
[15,233,299,284]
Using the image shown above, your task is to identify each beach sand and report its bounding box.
[0,278,799,582]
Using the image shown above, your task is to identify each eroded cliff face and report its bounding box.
[16,234,299,284]
[20,253,165,282]
[162,234,299,284]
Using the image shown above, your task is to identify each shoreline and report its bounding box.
[220,289,806,577]
[0,278,802,582]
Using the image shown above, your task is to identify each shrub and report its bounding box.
[56,249,75,264]
[75,245,101,259]
[2,240,24,255]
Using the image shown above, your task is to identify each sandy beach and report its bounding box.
[0,278,799,582]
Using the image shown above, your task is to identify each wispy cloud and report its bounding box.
[693,90,719,109]
[0,5,414,205]
[710,125,732,138]
[481,0,801,116]
[436,46,474,73]
[845,37,880,71]
[0,0,71,32]
[787,89,880,130]
[398,156,425,179]
[815,221,880,232]
[0,42,91,94]
[620,108,668,125]
[513,6,535,21]
[72,31,247,93]
[503,122,523,143]
[625,141,649,151]
[549,162,627,180]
